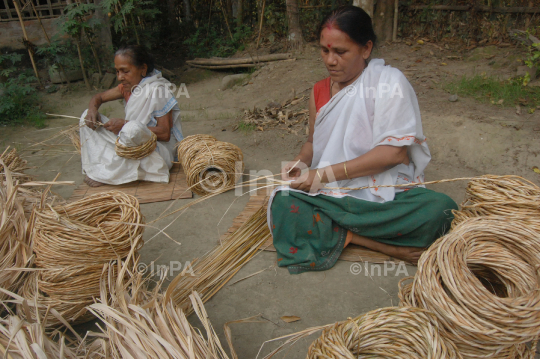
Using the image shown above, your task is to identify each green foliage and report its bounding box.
[444,74,540,109]
[101,0,160,47]
[184,24,252,58]
[36,36,79,72]
[59,3,99,38]
[0,54,45,127]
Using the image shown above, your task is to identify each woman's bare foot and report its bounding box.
[348,232,425,265]
[84,176,106,187]
[388,246,425,265]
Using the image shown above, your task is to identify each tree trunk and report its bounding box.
[76,38,91,90]
[235,0,243,27]
[166,0,177,27]
[183,0,191,22]
[353,0,373,17]
[373,0,394,43]
[286,0,304,50]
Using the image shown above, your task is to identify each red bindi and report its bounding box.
[327,43,332,48]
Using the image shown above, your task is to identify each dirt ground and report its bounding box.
[2,41,540,357]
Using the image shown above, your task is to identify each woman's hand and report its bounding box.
[103,118,126,135]
[290,169,325,193]
[85,111,101,130]
[281,160,303,181]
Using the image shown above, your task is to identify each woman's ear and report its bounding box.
[363,40,374,59]
[142,64,148,77]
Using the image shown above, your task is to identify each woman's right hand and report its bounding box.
[85,111,101,130]
[281,160,303,181]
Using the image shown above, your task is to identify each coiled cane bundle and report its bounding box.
[115,131,157,160]
[19,191,144,328]
[177,134,244,196]
[308,306,463,359]
[452,175,540,228]
[399,217,540,359]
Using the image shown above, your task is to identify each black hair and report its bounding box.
[318,5,377,48]
[115,45,155,74]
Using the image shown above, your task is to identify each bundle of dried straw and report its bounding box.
[88,261,231,359]
[399,217,540,359]
[0,147,27,175]
[115,131,157,160]
[307,306,462,359]
[0,165,33,304]
[451,175,540,228]
[165,205,269,314]
[0,310,107,359]
[19,191,145,327]
[0,147,29,183]
[177,134,244,196]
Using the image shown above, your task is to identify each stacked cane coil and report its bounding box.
[19,191,144,327]
[177,134,244,196]
[398,175,540,359]
[115,131,158,160]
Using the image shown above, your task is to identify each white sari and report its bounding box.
[267,58,431,228]
[79,70,183,185]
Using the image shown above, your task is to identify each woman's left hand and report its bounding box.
[103,118,126,135]
[290,169,325,193]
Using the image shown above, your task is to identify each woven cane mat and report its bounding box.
[70,163,193,204]
[220,189,401,264]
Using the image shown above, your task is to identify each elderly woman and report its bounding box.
[269,6,457,274]
[80,45,183,187]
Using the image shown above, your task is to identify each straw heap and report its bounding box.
[88,262,230,359]
[451,175,540,228]
[308,306,462,359]
[399,217,540,359]
[19,191,144,328]
[0,147,27,175]
[0,147,29,183]
[0,166,33,304]
[115,131,157,160]
[165,205,269,314]
[177,134,244,196]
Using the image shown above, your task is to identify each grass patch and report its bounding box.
[444,75,540,109]
[237,120,256,133]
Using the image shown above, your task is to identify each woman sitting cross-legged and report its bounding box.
[268,6,458,274]
[80,45,183,187]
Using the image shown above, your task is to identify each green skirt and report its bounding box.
[269,188,458,274]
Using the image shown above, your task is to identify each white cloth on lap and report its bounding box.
[80,111,175,185]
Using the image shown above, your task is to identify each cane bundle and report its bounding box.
[307,306,462,359]
[177,134,244,196]
[115,131,157,160]
[19,191,145,327]
[451,175,540,228]
[165,205,269,314]
[399,217,540,359]
[0,166,32,304]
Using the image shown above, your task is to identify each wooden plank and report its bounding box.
[68,164,193,204]
[220,190,403,265]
